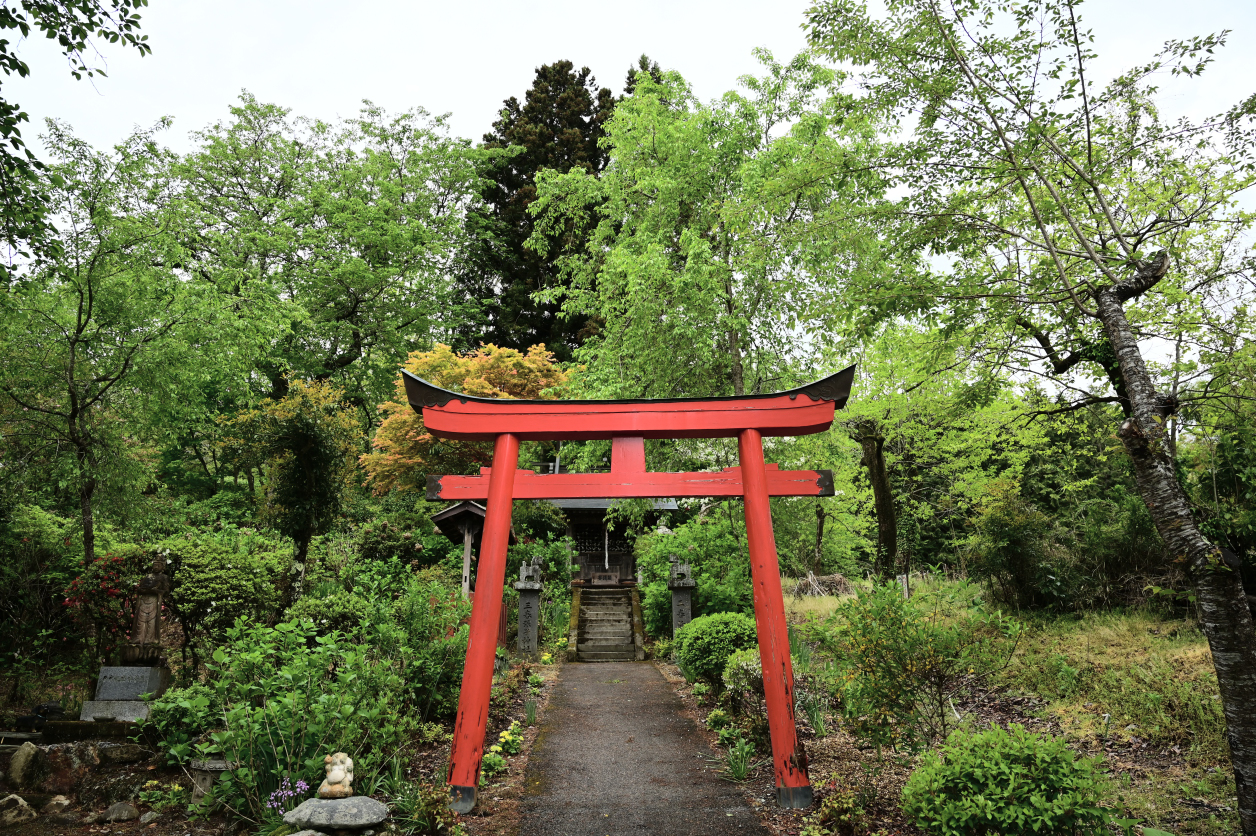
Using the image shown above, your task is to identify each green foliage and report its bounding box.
[722,648,766,717]
[143,682,219,764]
[529,52,879,400]
[220,380,363,566]
[723,736,757,781]
[966,484,1067,610]
[151,618,411,822]
[818,582,1019,751]
[454,60,615,360]
[138,779,190,813]
[1002,611,1227,761]
[0,504,87,666]
[801,788,866,836]
[902,725,1110,836]
[495,720,524,755]
[159,533,288,643]
[357,518,428,565]
[0,0,152,272]
[62,544,149,661]
[636,513,753,636]
[674,611,758,687]
[388,780,464,836]
[288,589,371,636]
[705,708,732,730]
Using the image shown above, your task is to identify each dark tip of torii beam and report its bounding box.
[402,365,856,442]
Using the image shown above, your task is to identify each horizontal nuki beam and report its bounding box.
[427,464,834,501]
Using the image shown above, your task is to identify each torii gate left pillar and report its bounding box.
[405,366,855,813]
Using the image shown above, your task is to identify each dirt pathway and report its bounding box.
[517,661,770,836]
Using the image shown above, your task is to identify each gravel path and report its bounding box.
[518,661,770,836]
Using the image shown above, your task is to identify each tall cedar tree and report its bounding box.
[454,61,614,360]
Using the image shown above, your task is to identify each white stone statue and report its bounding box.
[317,752,354,799]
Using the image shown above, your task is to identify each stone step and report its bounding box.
[577,650,636,661]
[580,625,632,635]
[579,611,631,620]
[577,641,635,652]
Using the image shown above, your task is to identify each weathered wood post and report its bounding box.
[446,433,518,813]
[515,556,542,658]
[668,555,696,635]
[739,428,812,808]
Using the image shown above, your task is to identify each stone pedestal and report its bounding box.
[79,666,170,722]
[668,556,697,635]
[514,556,543,657]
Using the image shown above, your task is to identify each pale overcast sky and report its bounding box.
[9,0,1256,156]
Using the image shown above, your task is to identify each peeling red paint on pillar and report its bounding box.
[446,432,518,811]
[739,428,812,807]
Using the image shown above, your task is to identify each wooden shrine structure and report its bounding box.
[406,366,855,812]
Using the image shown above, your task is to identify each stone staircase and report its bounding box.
[575,588,640,662]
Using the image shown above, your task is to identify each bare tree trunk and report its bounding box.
[814,502,827,575]
[1095,278,1256,835]
[79,476,96,565]
[855,421,897,581]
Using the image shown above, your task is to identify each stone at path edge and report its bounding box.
[7,741,50,789]
[0,795,37,828]
[103,801,140,822]
[284,796,388,829]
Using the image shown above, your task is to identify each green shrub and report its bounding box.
[674,612,757,687]
[388,780,464,835]
[722,648,765,716]
[705,708,732,730]
[966,485,1068,610]
[634,515,754,636]
[288,589,372,636]
[801,788,865,836]
[358,518,428,565]
[0,505,87,667]
[146,618,412,821]
[818,582,1018,751]
[143,682,220,763]
[62,544,149,662]
[159,533,288,642]
[902,724,1110,836]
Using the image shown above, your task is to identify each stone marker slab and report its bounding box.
[79,700,149,722]
[93,666,168,701]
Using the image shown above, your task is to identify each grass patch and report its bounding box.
[784,592,848,620]
[1001,609,1227,762]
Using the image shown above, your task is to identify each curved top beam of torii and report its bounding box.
[403,364,856,442]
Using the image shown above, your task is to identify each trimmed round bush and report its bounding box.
[902,724,1110,836]
[674,611,757,686]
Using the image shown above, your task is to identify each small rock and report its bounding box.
[99,743,150,765]
[41,794,72,815]
[82,812,100,824]
[0,795,37,828]
[104,801,140,822]
[51,812,82,825]
[8,742,50,789]
[140,810,161,824]
[290,831,332,836]
[283,796,388,829]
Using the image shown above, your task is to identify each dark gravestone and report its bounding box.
[94,667,168,701]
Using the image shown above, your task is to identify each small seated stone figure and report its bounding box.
[317,752,354,799]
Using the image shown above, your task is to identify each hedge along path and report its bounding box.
[517,661,771,836]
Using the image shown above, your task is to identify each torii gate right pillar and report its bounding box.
[739,428,811,807]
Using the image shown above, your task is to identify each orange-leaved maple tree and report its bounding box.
[362,344,568,493]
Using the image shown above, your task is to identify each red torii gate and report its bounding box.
[404,366,855,813]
